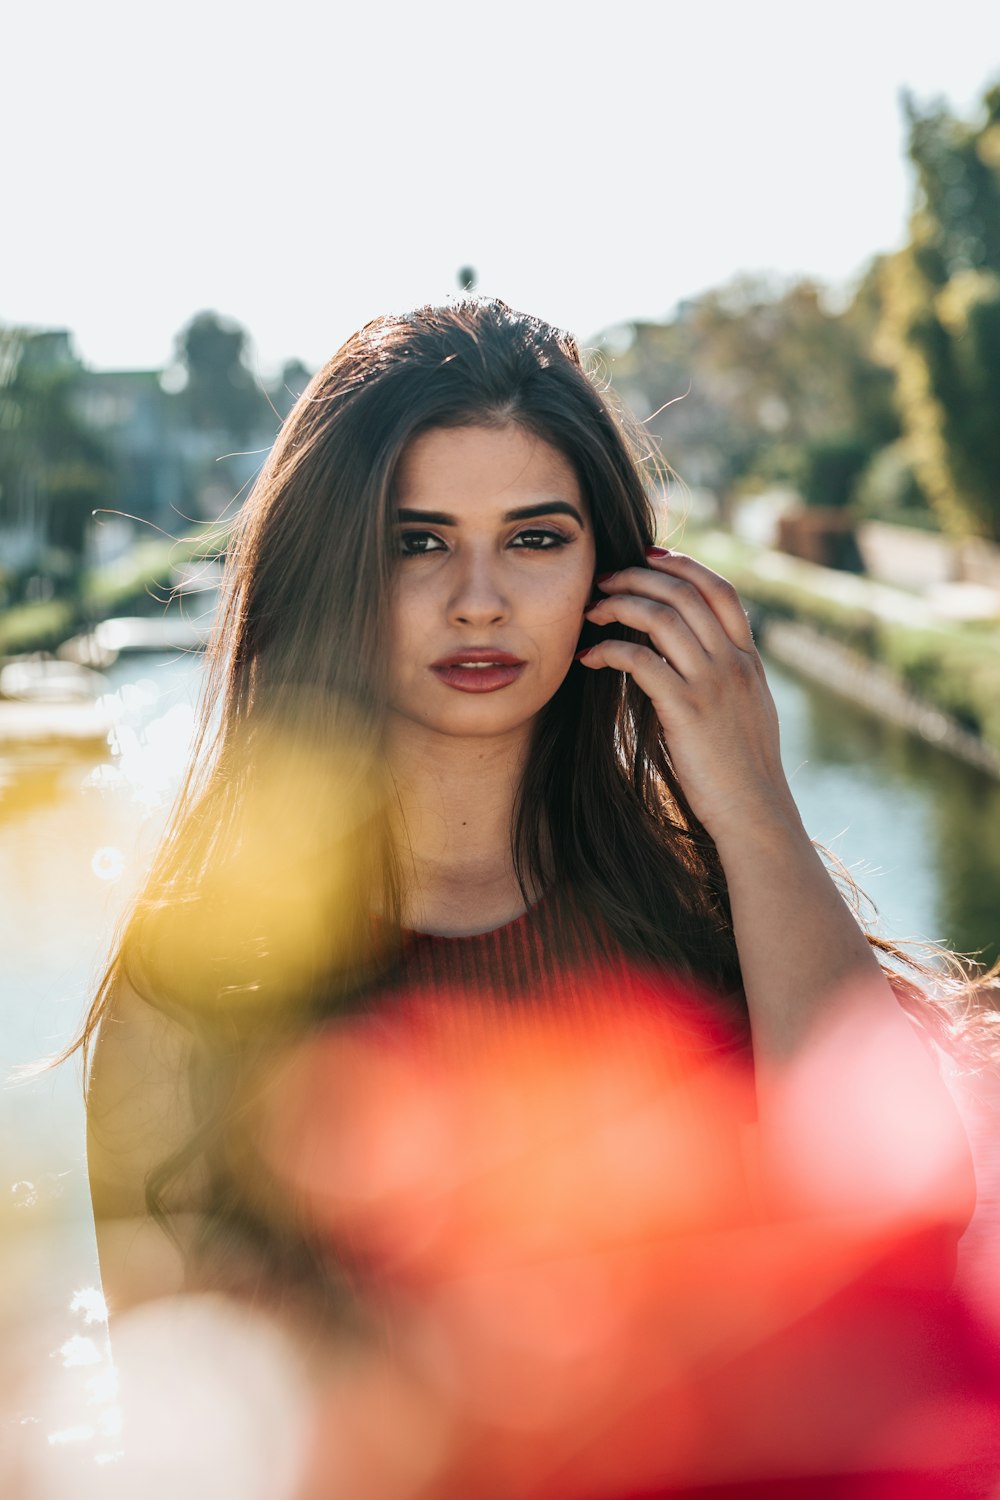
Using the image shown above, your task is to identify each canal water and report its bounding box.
[767,654,1000,971]
[1,643,997,1485]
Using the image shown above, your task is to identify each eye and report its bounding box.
[398,530,446,557]
[510,529,568,550]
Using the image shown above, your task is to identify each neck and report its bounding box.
[384,715,545,930]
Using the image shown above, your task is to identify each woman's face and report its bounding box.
[387,423,597,741]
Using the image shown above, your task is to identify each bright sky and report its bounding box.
[4,1,997,377]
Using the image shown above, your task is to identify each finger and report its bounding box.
[601,553,755,653]
[576,638,685,704]
[594,565,733,657]
[583,594,708,682]
[650,551,756,650]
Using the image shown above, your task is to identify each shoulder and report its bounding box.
[86,958,215,1316]
[86,958,206,1221]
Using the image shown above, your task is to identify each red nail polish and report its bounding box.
[574,647,593,662]
[645,546,672,558]
[595,571,616,585]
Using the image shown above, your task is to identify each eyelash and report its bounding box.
[397,528,571,557]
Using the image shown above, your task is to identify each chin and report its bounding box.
[435,704,543,738]
[398,691,554,740]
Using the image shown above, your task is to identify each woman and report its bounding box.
[75,297,991,1492]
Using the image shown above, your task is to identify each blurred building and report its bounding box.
[1,325,279,597]
[73,370,187,535]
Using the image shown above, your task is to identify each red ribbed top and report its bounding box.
[367,884,749,1064]
[394,885,607,1001]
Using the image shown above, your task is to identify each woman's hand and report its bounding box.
[578,551,977,1243]
[578,548,795,843]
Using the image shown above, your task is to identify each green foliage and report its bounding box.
[0,329,115,597]
[687,529,1000,756]
[879,627,1000,747]
[601,271,899,513]
[0,535,209,656]
[81,537,191,614]
[799,438,871,509]
[879,83,1000,541]
[902,87,1000,277]
[853,440,937,530]
[0,600,74,656]
[599,83,1000,540]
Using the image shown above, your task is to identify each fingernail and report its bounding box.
[645,546,672,558]
[595,571,616,585]
[574,647,593,662]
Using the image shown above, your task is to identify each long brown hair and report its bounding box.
[66,297,996,1269]
[71,299,740,1057]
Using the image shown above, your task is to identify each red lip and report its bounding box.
[431,649,525,667]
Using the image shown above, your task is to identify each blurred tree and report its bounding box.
[853,439,937,531]
[799,438,872,510]
[173,311,270,442]
[603,272,899,518]
[0,328,113,600]
[836,257,906,454]
[458,265,477,291]
[878,83,1000,540]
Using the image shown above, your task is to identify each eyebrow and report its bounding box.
[395,500,586,527]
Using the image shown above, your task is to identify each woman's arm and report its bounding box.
[710,792,912,1060]
[712,797,976,1259]
[579,550,977,1247]
[86,968,208,1318]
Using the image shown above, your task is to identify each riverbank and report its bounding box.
[685,529,1000,777]
[0,535,217,657]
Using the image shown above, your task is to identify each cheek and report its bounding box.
[536,566,593,627]
[387,589,426,681]
[526,593,590,669]
[390,577,432,629]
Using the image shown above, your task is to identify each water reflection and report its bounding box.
[768,655,1000,967]
[0,649,207,1196]
[92,675,198,812]
[0,650,206,1495]
[0,758,79,822]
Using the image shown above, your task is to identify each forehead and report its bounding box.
[394,423,584,512]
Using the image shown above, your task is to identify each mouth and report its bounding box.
[430,650,527,694]
[431,650,525,668]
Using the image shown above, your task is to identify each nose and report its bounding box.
[447,548,511,628]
